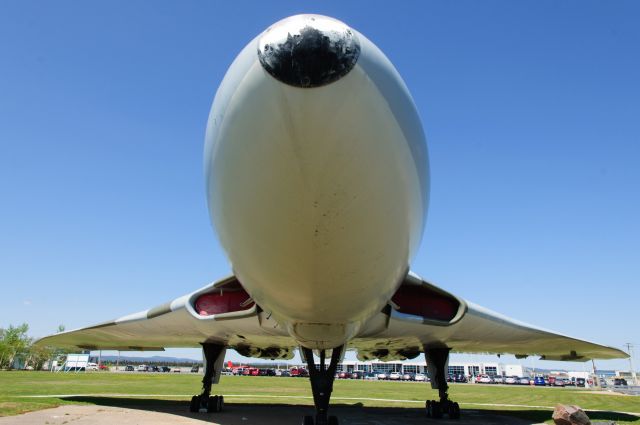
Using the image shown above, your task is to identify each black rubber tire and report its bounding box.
[207,395,218,413]
[446,402,454,418]
[426,400,432,417]
[217,395,224,412]
[451,402,461,419]
[432,401,443,419]
[328,415,339,425]
[189,395,199,412]
[302,415,314,425]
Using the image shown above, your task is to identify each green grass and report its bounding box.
[1,371,638,423]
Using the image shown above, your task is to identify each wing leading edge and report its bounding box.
[35,275,296,359]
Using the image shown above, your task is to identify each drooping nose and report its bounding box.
[257,15,361,88]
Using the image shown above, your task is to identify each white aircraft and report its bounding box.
[38,14,627,425]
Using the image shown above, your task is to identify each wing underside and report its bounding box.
[35,275,297,359]
[37,273,627,363]
[351,272,627,362]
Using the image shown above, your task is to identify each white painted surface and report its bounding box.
[504,364,525,377]
[204,21,426,348]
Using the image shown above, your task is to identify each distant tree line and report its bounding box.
[0,323,66,370]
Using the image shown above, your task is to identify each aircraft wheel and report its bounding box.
[189,395,199,412]
[207,395,219,413]
[450,402,460,419]
[431,401,443,419]
[217,395,224,411]
[446,401,455,418]
[426,399,432,417]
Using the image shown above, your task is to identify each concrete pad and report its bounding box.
[0,402,542,425]
[0,405,202,425]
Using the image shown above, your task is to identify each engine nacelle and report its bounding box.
[194,283,254,316]
[188,277,256,320]
[390,273,467,325]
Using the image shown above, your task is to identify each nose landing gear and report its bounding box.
[300,345,344,425]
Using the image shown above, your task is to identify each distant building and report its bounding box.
[502,364,525,377]
[308,360,524,377]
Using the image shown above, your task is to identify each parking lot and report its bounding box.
[108,364,632,391]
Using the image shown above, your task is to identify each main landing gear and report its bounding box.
[300,345,344,425]
[424,346,461,420]
[189,343,225,413]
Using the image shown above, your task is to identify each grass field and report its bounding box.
[0,371,638,423]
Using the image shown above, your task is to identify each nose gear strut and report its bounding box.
[300,345,344,425]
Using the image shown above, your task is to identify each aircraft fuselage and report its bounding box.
[204,15,429,349]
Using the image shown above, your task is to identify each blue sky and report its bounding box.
[1,1,638,372]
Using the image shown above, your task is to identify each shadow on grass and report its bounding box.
[60,397,640,424]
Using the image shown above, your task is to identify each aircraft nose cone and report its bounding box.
[258,15,361,88]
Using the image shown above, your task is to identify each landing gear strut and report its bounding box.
[189,343,225,413]
[424,346,460,420]
[300,345,344,425]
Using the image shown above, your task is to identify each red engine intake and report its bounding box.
[194,280,254,316]
[391,283,459,322]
